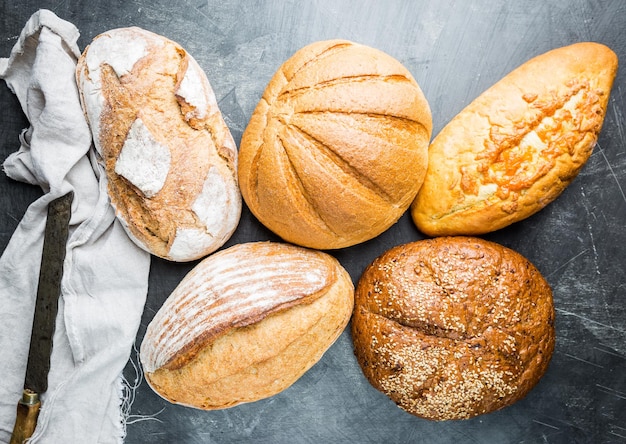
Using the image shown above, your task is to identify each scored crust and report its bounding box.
[411,42,618,236]
[140,242,354,409]
[238,39,432,249]
[76,27,241,261]
[351,236,555,420]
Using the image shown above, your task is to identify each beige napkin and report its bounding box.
[0,10,151,443]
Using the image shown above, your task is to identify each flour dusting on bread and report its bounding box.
[77,27,241,261]
[114,117,171,198]
[140,242,354,410]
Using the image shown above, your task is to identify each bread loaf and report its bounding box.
[351,236,555,420]
[76,27,241,261]
[140,241,354,409]
[411,42,617,236]
[238,40,432,250]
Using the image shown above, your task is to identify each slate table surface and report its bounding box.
[1,1,625,443]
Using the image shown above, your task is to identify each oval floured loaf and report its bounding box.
[411,42,617,236]
[140,241,354,409]
[238,39,432,250]
[76,27,241,261]
[351,236,555,420]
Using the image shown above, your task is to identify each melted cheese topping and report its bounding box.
[460,81,603,201]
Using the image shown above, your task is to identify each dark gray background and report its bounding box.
[1,1,625,443]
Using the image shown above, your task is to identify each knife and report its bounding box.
[10,191,73,444]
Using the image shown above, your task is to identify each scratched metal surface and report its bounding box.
[1,0,625,443]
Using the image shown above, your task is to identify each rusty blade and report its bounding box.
[24,191,73,394]
[11,191,73,444]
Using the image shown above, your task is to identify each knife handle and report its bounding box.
[10,389,41,444]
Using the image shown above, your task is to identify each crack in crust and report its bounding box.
[79,27,240,261]
[288,41,353,79]
[240,39,432,249]
[143,243,339,372]
[352,237,555,420]
[277,73,415,102]
[276,128,338,236]
[281,117,395,203]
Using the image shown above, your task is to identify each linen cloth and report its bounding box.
[0,9,151,443]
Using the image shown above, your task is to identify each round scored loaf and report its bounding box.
[76,27,241,261]
[140,241,354,409]
[351,236,555,420]
[411,42,618,236]
[238,40,432,250]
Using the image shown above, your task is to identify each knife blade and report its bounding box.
[10,191,73,444]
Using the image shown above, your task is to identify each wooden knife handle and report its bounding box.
[10,389,41,444]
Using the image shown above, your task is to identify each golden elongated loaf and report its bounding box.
[140,241,354,409]
[238,40,432,249]
[77,27,241,261]
[412,42,617,236]
[352,237,555,420]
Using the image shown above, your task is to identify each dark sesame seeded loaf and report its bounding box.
[351,236,555,420]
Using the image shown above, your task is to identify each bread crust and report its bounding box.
[238,40,432,249]
[351,236,555,420]
[76,27,241,261]
[140,242,354,409]
[411,42,618,236]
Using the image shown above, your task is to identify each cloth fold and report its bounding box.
[0,10,151,443]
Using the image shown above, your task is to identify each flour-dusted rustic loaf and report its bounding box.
[238,40,432,250]
[140,241,354,409]
[351,236,555,420]
[76,27,241,261]
[412,42,617,236]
